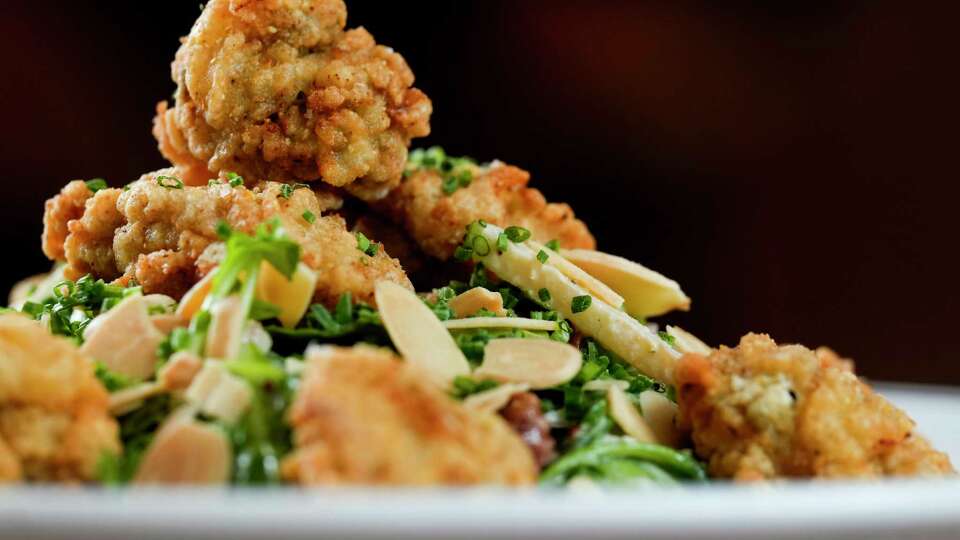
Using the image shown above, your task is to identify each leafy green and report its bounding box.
[355,231,379,257]
[539,437,706,486]
[21,275,140,342]
[450,376,500,400]
[266,292,390,352]
[85,178,108,193]
[94,362,135,392]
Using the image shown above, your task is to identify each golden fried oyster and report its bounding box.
[282,345,537,485]
[0,314,120,482]
[41,170,411,305]
[154,0,431,200]
[378,159,596,260]
[676,333,954,480]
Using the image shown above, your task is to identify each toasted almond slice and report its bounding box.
[205,295,246,360]
[466,224,681,384]
[158,351,203,391]
[528,240,624,309]
[639,390,681,448]
[375,281,470,389]
[447,287,506,318]
[81,295,167,380]
[560,249,690,318]
[462,382,530,414]
[665,325,712,356]
[8,264,66,310]
[475,338,582,389]
[256,261,317,329]
[151,313,187,334]
[134,420,231,484]
[582,379,630,392]
[608,384,657,443]
[176,270,216,320]
[108,381,164,415]
[184,361,226,406]
[443,317,557,332]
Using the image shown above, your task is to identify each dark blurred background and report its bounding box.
[1,1,958,383]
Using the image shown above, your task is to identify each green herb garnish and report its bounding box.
[537,249,549,264]
[538,288,551,303]
[226,172,244,187]
[85,178,108,193]
[156,175,184,189]
[504,226,532,243]
[571,295,592,314]
[355,231,378,257]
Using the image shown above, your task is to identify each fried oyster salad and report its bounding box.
[2,0,953,487]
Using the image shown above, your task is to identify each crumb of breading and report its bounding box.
[676,333,954,480]
[154,0,431,200]
[281,345,537,485]
[0,313,120,483]
[378,162,595,260]
[43,169,412,305]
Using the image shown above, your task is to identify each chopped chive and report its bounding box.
[536,250,549,264]
[208,179,218,186]
[442,176,459,195]
[453,245,473,262]
[215,220,232,240]
[504,226,532,243]
[279,183,310,199]
[355,231,378,256]
[301,210,316,224]
[156,175,184,189]
[571,295,592,314]
[546,239,561,251]
[538,288,551,303]
[225,172,243,187]
[85,178,107,193]
[472,235,491,257]
[658,331,677,347]
[496,233,509,254]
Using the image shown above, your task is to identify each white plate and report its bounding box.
[1,383,958,540]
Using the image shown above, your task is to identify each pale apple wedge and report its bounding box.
[560,249,690,319]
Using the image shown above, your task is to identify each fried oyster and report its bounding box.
[153,0,432,200]
[676,333,954,480]
[42,170,411,305]
[0,314,120,482]
[378,159,596,260]
[282,345,538,485]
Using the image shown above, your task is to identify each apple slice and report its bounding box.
[256,261,317,329]
[560,249,690,319]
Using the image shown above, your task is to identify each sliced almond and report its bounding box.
[108,382,164,415]
[134,420,232,484]
[475,338,582,389]
[151,313,186,334]
[205,295,246,360]
[607,384,657,443]
[8,264,66,310]
[176,270,216,320]
[665,325,712,356]
[443,317,557,332]
[256,261,317,328]
[81,295,166,380]
[528,240,625,309]
[582,379,630,392]
[158,351,203,391]
[462,383,530,414]
[374,281,470,389]
[639,390,681,448]
[561,249,690,319]
[184,361,226,405]
[447,287,506,318]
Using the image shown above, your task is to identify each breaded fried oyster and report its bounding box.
[154,0,432,200]
[0,314,120,482]
[42,170,411,305]
[676,333,954,480]
[282,345,537,485]
[378,149,596,260]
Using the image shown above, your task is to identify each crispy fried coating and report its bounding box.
[42,169,411,305]
[0,314,120,482]
[154,0,431,200]
[282,345,537,485]
[42,180,93,261]
[378,162,595,260]
[676,333,954,480]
